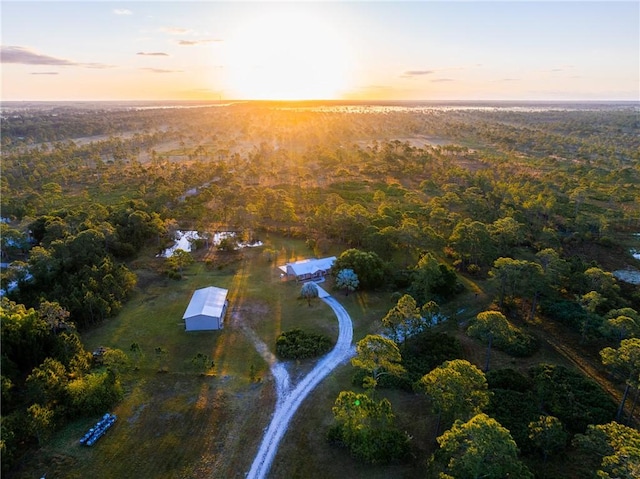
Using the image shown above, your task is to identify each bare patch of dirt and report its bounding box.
[231,301,270,329]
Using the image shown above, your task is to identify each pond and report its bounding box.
[158,231,263,258]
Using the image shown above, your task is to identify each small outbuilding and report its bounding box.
[279,256,336,282]
[183,286,229,331]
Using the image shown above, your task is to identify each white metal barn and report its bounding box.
[183,286,229,331]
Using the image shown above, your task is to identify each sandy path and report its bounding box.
[240,323,291,404]
[246,291,354,479]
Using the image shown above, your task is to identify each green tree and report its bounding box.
[489,216,524,255]
[601,338,640,422]
[67,370,123,415]
[300,282,319,306]
[351,335,405,391]
[411,255,460,304]
[468,310,538,363]
[335,268,359,296]
[1,298,50,380]
[449,219,495,268]
[490,258,543,312]
[411,252,441,302]
[27,245,59,289]
[381,294,436,346]
[490,257,522,307]
[102,348,131,374]
[582,267,623,314]
[573,421,640,479]
[166,248,194,274]
[535,247,568,293]
[51,331,88,372]
[332,249,385,289]
[436,413,533,479]
[329,390,409,464]
[417,359,490,435]
[0,223,28,259]
[585,267,620,296]
[528,415,568,463]
[27,403,55,446]
[37,300,74,333]
[26,357,68,407]
[604,308,640,341]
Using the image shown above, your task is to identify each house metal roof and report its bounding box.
[285,257,336,276]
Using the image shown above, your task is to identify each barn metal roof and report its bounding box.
[183,286,228,319]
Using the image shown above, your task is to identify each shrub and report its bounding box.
[329,391,410,465]
[541,299,589,329]
[467,264,481,276]
[529,364,616,433]
[486,388,540,453]
[67,370,123,416]
[468,311,539,358]
[275,329,332,360]
[403,332,463,382]
[486,368,532,392]
[351,368,412,391]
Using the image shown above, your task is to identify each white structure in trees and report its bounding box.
[279,256,336,282]
[183,286,229,331]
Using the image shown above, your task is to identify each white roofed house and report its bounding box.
[183,286,229,331]
[279,256,336,282]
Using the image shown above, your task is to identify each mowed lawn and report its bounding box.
[14,235,395,479]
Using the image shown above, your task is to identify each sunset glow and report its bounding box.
[224,10,352,100]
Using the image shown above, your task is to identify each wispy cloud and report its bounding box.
[162,27,192,35]
[431,78,454,82]
[86,62,115,69]
[137,52,169,56]
[113,9,133,15]
[2,45,77,66]
[539,65,574,73]
[31,71,59,75]
[496,78,520,82]
[402,70,435,78]
[140,67,183,73]
[177,39,223,46]
[1,46,114,68]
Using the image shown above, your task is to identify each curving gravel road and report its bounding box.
[246,292,354,479]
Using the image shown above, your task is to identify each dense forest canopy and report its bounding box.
[1,100,639,478]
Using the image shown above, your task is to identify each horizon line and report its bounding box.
[3,98,639,104]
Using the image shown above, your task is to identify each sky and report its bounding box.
[1,1,639,101]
